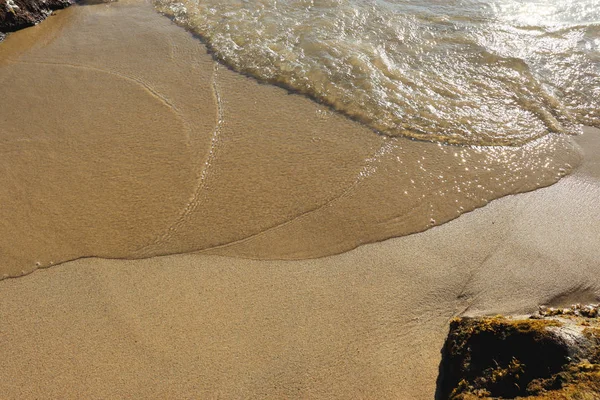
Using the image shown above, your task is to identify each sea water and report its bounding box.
[0,0,593,278]
[155,0,599,146]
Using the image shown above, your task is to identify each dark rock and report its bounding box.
[436,306,600,399]
[0,0,75,34]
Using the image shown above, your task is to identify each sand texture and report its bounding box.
[0,127,599,399]
[0,1,599,398]
[0,0,582,279]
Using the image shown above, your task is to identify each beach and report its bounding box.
[0,0,599,398]
[1,126,599,399]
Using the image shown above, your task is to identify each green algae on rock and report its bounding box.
[437,305,600,399]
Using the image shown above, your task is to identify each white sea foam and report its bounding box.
[154,0,599,145]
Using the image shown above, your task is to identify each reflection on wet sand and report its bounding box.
[0,1,582,279]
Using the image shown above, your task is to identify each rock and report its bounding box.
[538,303,600,318]
[0,0,75,35]
[436,306,600,399]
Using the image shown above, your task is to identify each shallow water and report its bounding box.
[0,1,587,279]
[155,0,599,145]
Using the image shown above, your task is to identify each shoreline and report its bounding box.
[0,127,598,398]
[0,1,599,398]
[0,0,583,279]
[0,0,76,39]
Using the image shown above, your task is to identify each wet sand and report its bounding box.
[1,127,599,399]
[0,0,582,278]
[1,1,599,398]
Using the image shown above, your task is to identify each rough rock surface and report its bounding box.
[0,0,75,35]
[437,304,600,399]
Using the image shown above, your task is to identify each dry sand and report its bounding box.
[0,128,598,399]
[0,1,599,399]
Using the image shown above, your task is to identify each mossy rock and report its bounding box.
[437,307,600,399]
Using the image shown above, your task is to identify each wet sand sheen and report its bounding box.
[0,128,598,399]
[0,0,585,279]
[0,1,599,399]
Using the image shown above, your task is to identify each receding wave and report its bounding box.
[0,0,589,280]
[154,0,599,146]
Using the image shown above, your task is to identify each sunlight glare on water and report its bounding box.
[155,0,599,145]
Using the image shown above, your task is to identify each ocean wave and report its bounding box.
[154,0,599,146]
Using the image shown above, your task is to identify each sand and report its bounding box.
[0,0,581,278]
[0,1,599,398]
[1,127,599,399]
